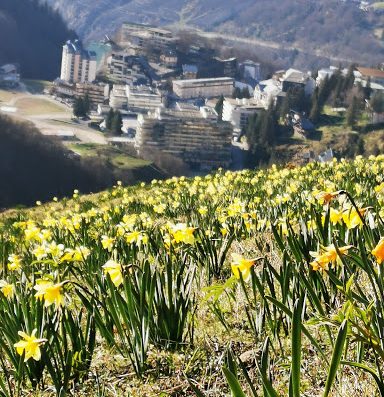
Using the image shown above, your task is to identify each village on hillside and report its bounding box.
[1,22,384,172]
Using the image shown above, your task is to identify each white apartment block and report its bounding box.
[60,40,97,83]
[135,107,233,170]
[110,85,128,110]
[126,85,164,112]
[173,77,234,99]
[222,97,264,130]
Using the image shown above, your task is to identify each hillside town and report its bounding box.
[2,22,384,171]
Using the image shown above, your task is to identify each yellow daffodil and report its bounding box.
[170,223,196,245]
[342,208,366,229]
[14,329,47,362]
[7,254,22,271]
[125,231,148,246]
[309,244,353,271]
[60,246,90,263]
[101,235,115,252]
[102,260,123,287]
[231,254,256,281]
[372,238,384,264]
[0,280,14,299]
[34,280,64,308]
[315,191,340,205]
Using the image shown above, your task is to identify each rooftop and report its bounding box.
[173,77,234,86]
[281,68,309,84]
[357,67,384,79]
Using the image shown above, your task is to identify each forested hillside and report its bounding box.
[0,115,114,208]
[0,0,76,79]
[45,0,384,66]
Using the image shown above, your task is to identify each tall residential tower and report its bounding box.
[60,40,97,83]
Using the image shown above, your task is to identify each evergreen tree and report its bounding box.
[346,96,360,127]
[370,92,384,114]
[259,102,278,145]
[318,75,332,107]
[111,111,123,135]
[105,109,115,131]
[215,95,224,120]
[83,94,91,116]
[343,64,356,92]
[73,97,85,118]
[309,89,321,123]
[364,77,372,100]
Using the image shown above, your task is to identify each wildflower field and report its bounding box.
[1,155,384,396]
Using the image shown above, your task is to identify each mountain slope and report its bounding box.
[45,0,384,66]
[0,0,76,79]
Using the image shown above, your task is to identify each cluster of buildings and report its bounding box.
[51,23,384,171]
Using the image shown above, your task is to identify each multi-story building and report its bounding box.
[109,85,128,110]
[60,40,97,83]
[211,57,237,78]
[160,50,178,68]
[126,85,164,112]
[280,68,315,96]
[135,106,233,170]
[254,78,285,109]
[222,97,264,131]
[107,52,148,85]
[119,23,176,51]
[240,60,261,82]
[75,83,110,109]
[173,77,234,99]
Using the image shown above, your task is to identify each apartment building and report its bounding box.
[75,83,110,109]
[107,52,148,85]
[110,85,128,110]
[222,97,264,130]
[119,23,176,51]
[60,40,97,83]
[135,106,233,170]
[126,85,164,112]
[173,77,234,99]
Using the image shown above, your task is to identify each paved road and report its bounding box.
[191,28,354,64]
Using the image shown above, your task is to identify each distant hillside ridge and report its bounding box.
[0,0,76,79]
[44,0,384,68]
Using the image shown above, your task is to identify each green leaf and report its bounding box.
[323,320,348,397]
[291,297,304,397]
[222,367,247,397]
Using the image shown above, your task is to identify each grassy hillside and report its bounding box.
[45,0,384,66]
[0,155,384,395]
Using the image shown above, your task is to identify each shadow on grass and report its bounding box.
[317,113,344,127]
[307,129,323,141]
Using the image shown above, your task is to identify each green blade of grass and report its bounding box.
[323,320,348,397]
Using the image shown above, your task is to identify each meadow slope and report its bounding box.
[1,156,384,395]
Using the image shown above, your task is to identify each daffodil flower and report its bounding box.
[309,244,353,271]
[14,329,47,362]
[102,260,123,287]
[34,280,64,308]
[231,253,256,282]
[0,280,14,299]
[372,238,384,264]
